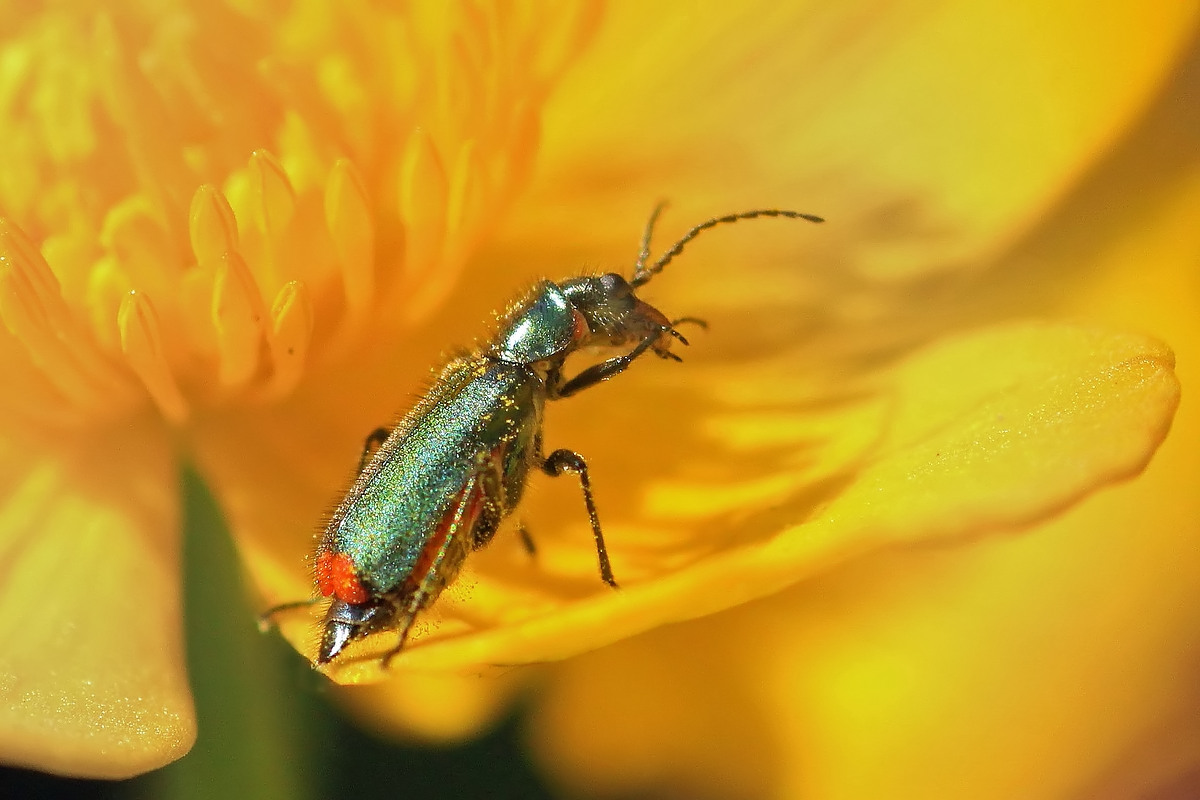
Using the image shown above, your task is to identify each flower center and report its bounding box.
[0,1,600,430]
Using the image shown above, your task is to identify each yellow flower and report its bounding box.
[0,4,1194,798]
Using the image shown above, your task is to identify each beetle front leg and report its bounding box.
[550,333,661,399]
[542,449,619,589]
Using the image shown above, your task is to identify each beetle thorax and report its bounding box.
[490,280,583,365]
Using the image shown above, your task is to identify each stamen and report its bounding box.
[101,197,181,307]
[500,98,541,199]
[325,159,375,336]
[404,139,487,324]
[0,220,65,323]
[1,1,593,428]
[117,290,188,423]
[396,128,448,313]
[264,280,313,399]
[249,149,297,240]
[446,140,485,244]
[211,251,267,389]
[189,184,239,266]
[242,149,298,295]
[94,15,188,203]
[0,219,136,418]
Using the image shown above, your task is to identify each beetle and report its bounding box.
[262,204,823,667]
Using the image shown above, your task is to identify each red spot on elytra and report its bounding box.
[316,551,369,604]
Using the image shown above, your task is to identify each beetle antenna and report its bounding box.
[630,208,824,288]
[635,200,670,275]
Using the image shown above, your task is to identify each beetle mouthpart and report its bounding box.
[318,618,355,664]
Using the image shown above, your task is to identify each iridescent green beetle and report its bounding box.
[263,205,822,667]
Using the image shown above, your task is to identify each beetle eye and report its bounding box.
[600,272,625,291]
[599,273,633,301]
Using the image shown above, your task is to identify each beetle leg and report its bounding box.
[359,426,391,473]
[517,523,537,556]
[653,318,708,361]
[471,506,503,550]
[541,448,619,589]
[656,348,684,363]
[550,332,661,399]
[381,607,420,670]
[671,316,708,331]
[471,457,506,550]
[256,597,321,632]
[381,472,483,668]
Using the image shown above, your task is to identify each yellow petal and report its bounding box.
[809,323,1178,545]
[0,427,192,778]
[515,2,1199,278]
[765,398,1200,800]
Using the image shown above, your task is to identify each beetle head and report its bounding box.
[560,273,676,354]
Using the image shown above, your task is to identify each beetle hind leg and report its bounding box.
[256,597,321,633]
[517,523,537,556]
[380,610,420,669]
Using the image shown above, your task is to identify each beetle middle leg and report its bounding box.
[542,448,619,589]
